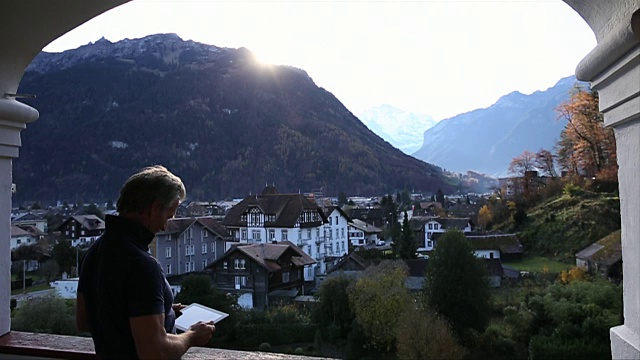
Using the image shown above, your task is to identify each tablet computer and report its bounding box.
[174,303,229,332]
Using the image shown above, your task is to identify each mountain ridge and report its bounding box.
[14,34,458,203]
[412,75,587,177]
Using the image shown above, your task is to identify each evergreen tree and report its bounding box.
[423,229,490,341]
[435,189,445,207]
[393,212,417,259]
[338,191,348,207]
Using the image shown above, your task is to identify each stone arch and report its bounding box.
[1,2,639,358]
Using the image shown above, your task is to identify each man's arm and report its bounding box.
[130,313,214,360]
[76,292,90,333]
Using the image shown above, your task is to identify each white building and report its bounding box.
[10,225,36,251]
[348,219,382,247]
[222,186,336,281]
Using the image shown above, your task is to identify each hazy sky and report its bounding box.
[44,0,596,121]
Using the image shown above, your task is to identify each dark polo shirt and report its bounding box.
[78,215,175,359]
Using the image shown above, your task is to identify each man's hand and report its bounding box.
[187,321,215,346]
[172,303,187,318]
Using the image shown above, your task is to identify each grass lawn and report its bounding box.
[503,256,572,273]
[11,271,46,282]
[10,282,52,295]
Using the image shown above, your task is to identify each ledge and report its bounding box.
[0,331,329,359]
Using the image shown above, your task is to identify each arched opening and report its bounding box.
[1,1,638,357]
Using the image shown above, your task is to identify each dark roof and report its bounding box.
[327,252,368,274]
[12,213,45,222]
[197,217,231,238]
[349,219,382,233]
[16,225,46,237]
[577,229,622,267]
[208,241,315,273]
[158,217,230,239]
[56,215,105,231]
[436,217,471,230]
[222,187,328,228]
[348,208,386,221]
[324,206,352,222]
[409,216,432,231]
[467,234,523,254]
[10,225,30,237]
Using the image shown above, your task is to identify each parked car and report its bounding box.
[376,240,386,246]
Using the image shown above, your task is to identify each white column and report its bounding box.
[0,0,131,337]
[566,1,640,357]
[0,98,38,336]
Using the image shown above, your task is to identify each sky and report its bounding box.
[44,0,597,121]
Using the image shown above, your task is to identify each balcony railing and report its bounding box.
[0,331,328,360]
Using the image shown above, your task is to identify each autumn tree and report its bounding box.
[396,304,466,360]
[555,89,617,180]
[313,274,354,341]
[535,149,558,178]
[508,150,537,177]
[349,261,412,352]
[477,205,493,230]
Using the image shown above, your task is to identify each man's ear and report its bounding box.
[150,200,163,214]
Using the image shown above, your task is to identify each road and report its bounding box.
[11,288,55,308]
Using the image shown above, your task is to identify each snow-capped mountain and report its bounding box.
[358,105,437,154]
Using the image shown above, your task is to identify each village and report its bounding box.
[9,172,620,312]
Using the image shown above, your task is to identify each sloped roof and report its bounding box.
[209,241,315,273]
[17,225,46,237]
[158,217,230,239]
[576,244,604,259]
[12,212,45,222]
[11,225,30,237]
[348,208,386,221]
[467,234,523,254]
[324,206,352,222]
[327,252,368,274]
[576,229,622,267]
[436,217,471,230]
[197,217,231,238]
[71,215,105,230]
[222,187,328,228]
[409,216,433,231]
[349,219,382,233]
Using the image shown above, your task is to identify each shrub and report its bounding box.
[258,342,271,352]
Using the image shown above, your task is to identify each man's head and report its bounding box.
[117,165,186,233]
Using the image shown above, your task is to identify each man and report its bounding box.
[77,165,215,359]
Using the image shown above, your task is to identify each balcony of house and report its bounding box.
[0,331,326,359]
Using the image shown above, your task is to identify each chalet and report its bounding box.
[10,225,36,250]
[11,212,47,233]
[466,234,523,261]
[155,217,232,276]
[410,216,473,252]
[207,242,316,310]
[322,206,350,259]
[575,229,622,280]
[56,215,105,247]
[348,219,382,247]
[222,186,330,281]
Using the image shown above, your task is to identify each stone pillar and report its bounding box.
[566,1,640,357]
[0,98,38,336]
[0,0,131,337]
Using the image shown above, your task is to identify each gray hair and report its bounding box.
[116,165,186,214]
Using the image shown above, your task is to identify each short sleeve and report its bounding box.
[126,256,165,318]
